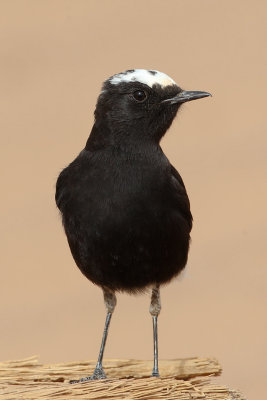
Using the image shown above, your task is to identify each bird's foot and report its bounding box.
[70,367,107,384]
[151,370,160,378]
[90,367,107,380]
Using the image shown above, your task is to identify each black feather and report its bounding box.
[56,72,193,293]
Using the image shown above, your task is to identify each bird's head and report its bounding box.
[88,69,211,148]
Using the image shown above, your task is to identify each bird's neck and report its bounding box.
[85,121,159,152]
[85,122,110,151]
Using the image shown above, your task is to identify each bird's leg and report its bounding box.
[70,288,116,383]
[149,284,161,377]
[90,288,117,379]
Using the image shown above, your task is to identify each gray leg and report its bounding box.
[149,285,161,377]
[70,288,117,383]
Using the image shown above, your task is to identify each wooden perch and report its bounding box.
[0,356,246,399]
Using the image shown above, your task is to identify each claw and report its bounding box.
[69,367,107,384]
[90,367,107,380]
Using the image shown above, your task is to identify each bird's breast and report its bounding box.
[57,149,191,291]
[58,148,189,235]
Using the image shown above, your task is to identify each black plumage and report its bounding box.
[55,69,210,381]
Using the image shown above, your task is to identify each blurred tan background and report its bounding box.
[1,0,266,398]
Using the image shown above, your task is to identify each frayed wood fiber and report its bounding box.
[0,356,246,399]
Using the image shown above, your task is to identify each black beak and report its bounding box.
[162,90,211,105]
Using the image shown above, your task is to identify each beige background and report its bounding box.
[1,1,266,398]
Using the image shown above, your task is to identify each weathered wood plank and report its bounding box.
[0,356,246,400]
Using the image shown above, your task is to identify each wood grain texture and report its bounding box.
[0,356,246,399]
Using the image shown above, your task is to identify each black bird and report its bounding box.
[55,69,210,382]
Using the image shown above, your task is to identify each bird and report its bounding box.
[55,69,210,382]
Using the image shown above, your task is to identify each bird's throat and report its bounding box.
[85,121,158,152]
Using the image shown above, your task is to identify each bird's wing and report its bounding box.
[170,164,193,231]
[55,169,67,211]
[55,164,75,212]
[170,164,186,189]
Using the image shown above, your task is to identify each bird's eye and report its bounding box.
[132,90,147,102]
